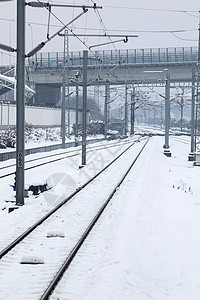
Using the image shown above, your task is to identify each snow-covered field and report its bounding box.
[1,135,200,300]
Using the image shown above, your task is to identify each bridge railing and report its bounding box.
[28,47,198,69]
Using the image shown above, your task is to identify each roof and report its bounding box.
[0,74,35,98]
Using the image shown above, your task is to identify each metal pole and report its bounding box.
[164,69,171,156]
[16,0,25,205]
[9,22,11,67]
[153,106,156,127]
[125,82,128,134]
[164,69,170,149]
[180,88,184,131]
[82,50,88,166]
[104,83,108,139]
[66,30,70,137]
[160,103,163,129]
[8,102,10,126]
[1,101,3,126]
[194,12,200,159]
[130,88,135,135]
[191,64,195,153]
[75,84,79,139]
[61,31,66,149]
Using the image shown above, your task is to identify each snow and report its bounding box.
[47,231,65,238]
[1,134,200,299]
[50,135,200,300]
[20,256,44,264]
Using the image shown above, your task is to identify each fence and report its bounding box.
[28,47,198,69]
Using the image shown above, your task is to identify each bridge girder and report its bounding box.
[31,62,195,88]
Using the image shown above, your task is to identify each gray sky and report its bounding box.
[0,0,200,64]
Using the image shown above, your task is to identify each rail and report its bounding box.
[0,136,149,300]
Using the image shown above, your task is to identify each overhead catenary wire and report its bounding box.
[30,0,123,74]
[100,5,200,14]
[1,1,198,51]
[170,31,197,42]
[31,0,102,57]
[89,0,118,52]
[0,17,197,33]
[50,1,199,13]
[26,8,88,57]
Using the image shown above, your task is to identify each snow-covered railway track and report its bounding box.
[0,138,149,299]
[0,138,137,180]
[170,135,190,145]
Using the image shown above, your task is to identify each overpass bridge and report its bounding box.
[4,46,200,105]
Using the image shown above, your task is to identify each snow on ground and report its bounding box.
[1,134,200,300]
[0,137,135,251]
[50,136,200,300]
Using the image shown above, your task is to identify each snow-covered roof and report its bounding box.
[0,73,35,98]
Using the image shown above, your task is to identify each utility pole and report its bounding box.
[130,88,135,135]
[66,30,70,137]
[180,88,184,131]
[124,82,128,135]
[194,12,200,165]
[61,30,67,148]
[153,105,156,127]
[81,50,88,166]
[104,82,109,139]
[160,103,163,129]
[74,70,80,143]
[16,0,25,205]
[75,84,79,140]
[13,3,102,204]
[61,30,70,148]
[188,64,196,161]
[163,69,171,157]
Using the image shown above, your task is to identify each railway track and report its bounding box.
[170,135,191,145]
[0,137,139,180]
[0,137,149,299]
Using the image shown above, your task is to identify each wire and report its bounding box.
[50,1,199,13]
[89,0,118,52]
[171,31,197,42]
[0,51,15,59]
[184,11,199,18]
[35,0,100,57]
[83,0,89,44]
[101,5,199,14]
[70,0,76,30]
[0,17,197,35]
[73,27,196,34]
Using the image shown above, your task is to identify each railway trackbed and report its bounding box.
[170,135,190,145]
[0,137,149,299]
[0,137,139,180]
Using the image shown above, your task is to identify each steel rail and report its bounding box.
[170,136,190,145]
[0,138,132,171]
[41,138,149,299]
[0,137,147,260]
[0,138,138,179]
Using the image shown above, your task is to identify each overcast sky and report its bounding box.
[0,0,200,63]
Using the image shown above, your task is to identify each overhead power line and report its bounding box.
[0,17,197,34]
[171,31,197,41]
[89,0,119,51]
[102,5,199,14]
[30,0,103,55]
